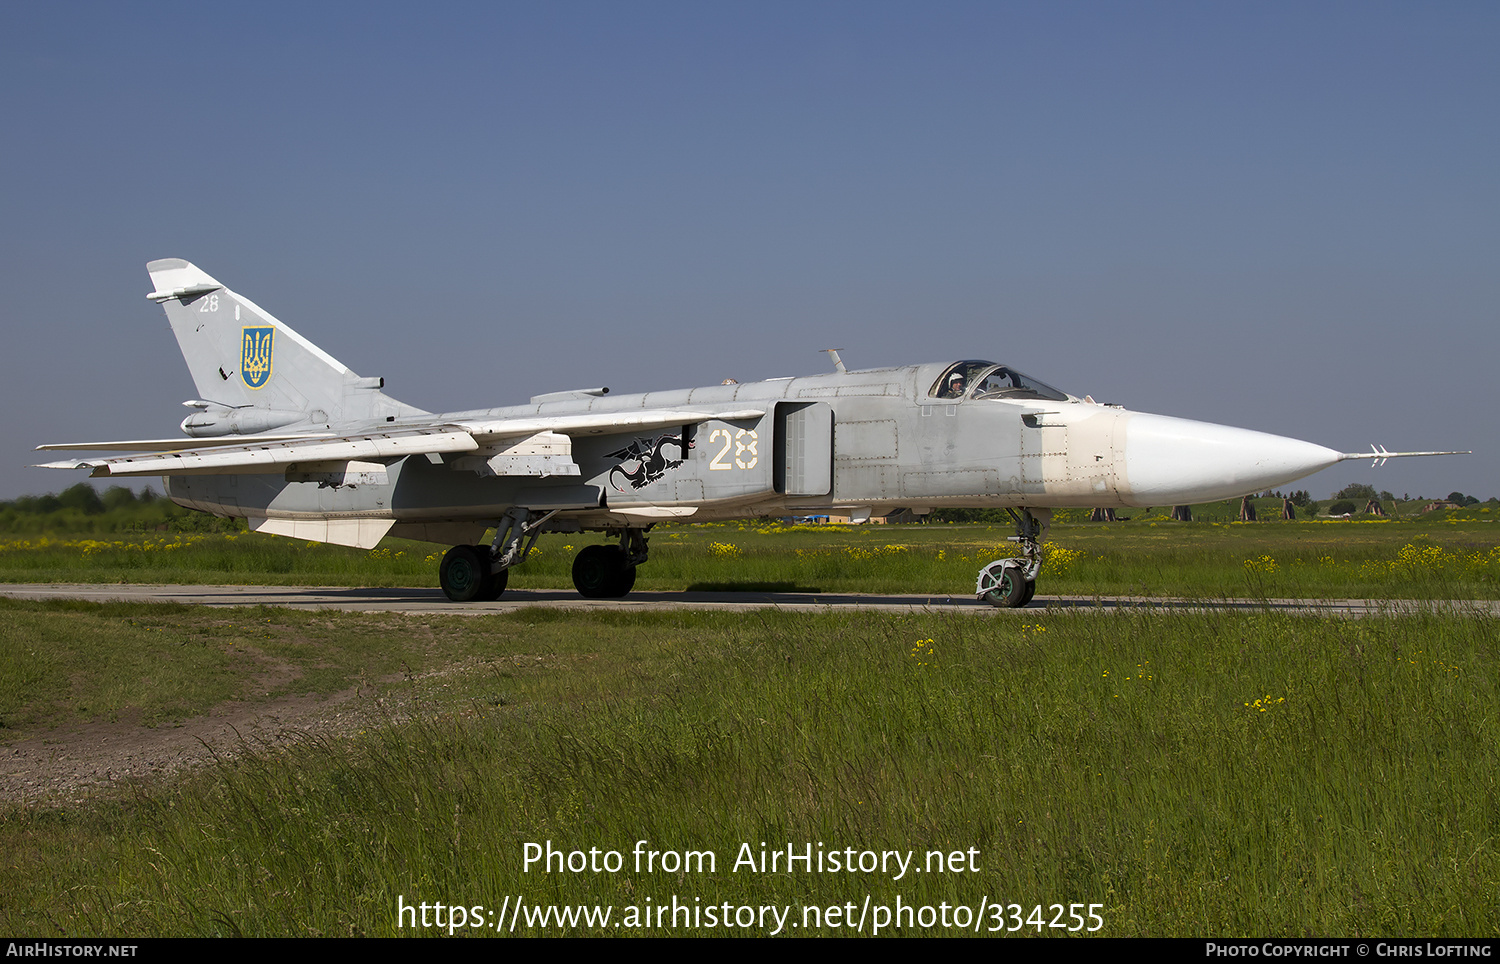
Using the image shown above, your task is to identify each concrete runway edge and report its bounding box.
[2,584,1495,617]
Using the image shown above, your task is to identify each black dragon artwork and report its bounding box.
[606,432,694,490]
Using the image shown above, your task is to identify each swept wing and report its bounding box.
[36,410,765,478]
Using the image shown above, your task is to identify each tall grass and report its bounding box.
[5,606,1496,936]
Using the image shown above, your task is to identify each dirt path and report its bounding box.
[0,687,371,805]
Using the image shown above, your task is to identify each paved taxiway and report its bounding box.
[2,583,1495,617]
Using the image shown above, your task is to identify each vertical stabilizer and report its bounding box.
[146,259,426,432]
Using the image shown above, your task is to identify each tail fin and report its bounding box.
[146,259,427,434]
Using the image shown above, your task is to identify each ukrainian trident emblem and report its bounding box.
[241,327,273,389]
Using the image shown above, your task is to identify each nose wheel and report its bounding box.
[976,507,1049,608]
[976,560,1035,608]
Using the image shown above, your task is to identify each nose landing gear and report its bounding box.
[976,507,1049,608]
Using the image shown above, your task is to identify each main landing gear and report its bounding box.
[439,544,509,602]
[439,506,554,602]
[572,528,649,599]
[436,512,651,602]
[976,507,1050,609]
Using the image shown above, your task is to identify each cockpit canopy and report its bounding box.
[929,360,1071,402]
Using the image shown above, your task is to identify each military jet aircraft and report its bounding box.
[36,259,1465,606]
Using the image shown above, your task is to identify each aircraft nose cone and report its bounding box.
[1119,413,1341,507]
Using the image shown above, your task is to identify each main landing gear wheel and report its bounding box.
[477,559,508,601]
[572,544,637,598]
[440,544,506,602]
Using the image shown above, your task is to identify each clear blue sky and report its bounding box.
[2,1,1494,501]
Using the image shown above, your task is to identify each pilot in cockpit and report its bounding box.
[942,372,967,399]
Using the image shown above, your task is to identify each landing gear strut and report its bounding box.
[572,527,649,599]
[976,507,1050,608]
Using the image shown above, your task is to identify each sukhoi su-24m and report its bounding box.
[36,260,1464,606]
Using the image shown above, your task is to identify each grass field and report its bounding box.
[1,600,1496,936]
[2,513,1498,600]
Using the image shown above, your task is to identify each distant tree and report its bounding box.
[1288,490,1312,507]
[57,483,104,515]
[1380,491,1395,502]
[929,508,1012,524]
[1329,500,1356,516]
[102,486,138,511]
[0,484,215,533]
[1334,483,1378,502]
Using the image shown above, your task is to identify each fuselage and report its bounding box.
[165,359,1346,531]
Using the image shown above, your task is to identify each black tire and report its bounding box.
[477,558,508,601]
[1020,580,1036,605]
[440,544,491,602]
[573,544,633,598]
[983,566,1029,608]
[610,561,637,597]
